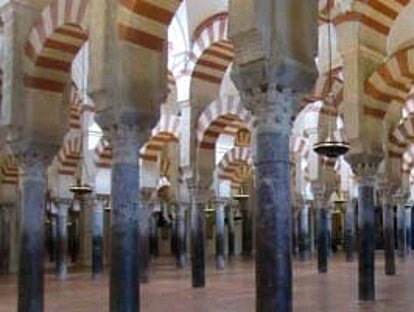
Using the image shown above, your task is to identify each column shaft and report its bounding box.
[227,206,235,258]
[110,126,142,312]
[358,181,375,301]
[56,200,69,280]
[138,202,151,283]
[92,198,104,278]
[344,200,355,262]
[382,202,395,275]
[176,204,187,268]
[405,207,411,255]
[18,159,47,312]
[298,205,310,261]
[190,196,205,288]
[411,207,414,250]
[240,198,253,257]
[316,207,328,273]
[255,120,292,311]
[397,205,406,259]
[215,202,225,270]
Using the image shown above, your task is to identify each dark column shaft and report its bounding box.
[397,205,406,259]
[215,201,225,270]
[18,159,47,312]
[255,121,292,312]
[240,198,253,257]
[411,206,414,250]
[316,207,328,273]
[138,204,150,283]
[190,195,205,288]
[92,197,104,278]
[382,201,395,275]
[358,181,375,301]
[344,200,355,262]
[56,200,69,280]
[110,127,142,312]
[176,203,187,268]
[149,214,159,257]
[298,205,310,261]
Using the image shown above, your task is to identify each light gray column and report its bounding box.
[396,198,406,260]
[92,196,105,278]
[110,125,147,311]
[344,199,355,262]
[189,185,205,288]
[55,198,71,280]
[214,199,226,270]
[227,203,235,258]
[176,202,187,268]
[18,150,53,312]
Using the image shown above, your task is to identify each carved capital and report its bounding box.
[346,153,382,186]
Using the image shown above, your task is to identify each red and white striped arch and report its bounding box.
[217,146,252,183]
[57,136,81,175]
[365,45,414,119]
[189,13,234,86]
[389,114,414,158]
[140,114,180,162]
[94,138,112,169]
[1,155,18,185]
[118,0,182,52]
[332,1,410,37]
[24,0,89,93]
[197,95,252,150]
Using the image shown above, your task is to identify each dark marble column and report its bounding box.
[239,197,253,257]
[381,192,395,275]
[411,205,414,251]
[176,203,187,268]
[55,198,71,280]
[91,196,105,278]
[0,205,10,274]
[138,188,152,284]
[18,151,52,312]
[316,206,328,273]
[245,88,294,312]
[227,204,236,258]
[189,186,205,288]
[405,205,411,255]
[110,125,146,312]
[357,174,376,301]
[149,213,159,258]
[396,200,406,260]
[298,204,310,261]
[344,199,355,262]
[215,199,226,270]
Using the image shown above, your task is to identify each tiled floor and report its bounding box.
[1,254,414,311]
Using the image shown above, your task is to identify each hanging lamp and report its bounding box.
[313,4,350,159]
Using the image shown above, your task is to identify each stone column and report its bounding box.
[411,205,414,251]
[350,159,380,302]
[149,213,159,258]
[395,195,407,260]
[110,125,146,311]
[55,198,71,280]
[0,204,13,274]
[227,203,236,258]
[315,199,328,273]
[138,188,152,284]
[344,198,355,262]
[214,199,226,270]
[91,195,105,278]
[241,86,295,311]
[298,203,310,261]
[379,187,395,275]
[17,150,53,312]
[176,202,187,268]
[239,196,253,257]
[405,205,411,255]
[189,185,205,288]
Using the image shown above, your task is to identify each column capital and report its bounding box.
[346,153,382,186]
[240,83,295,135]
[54,197,72,207]
[393,191,409,207]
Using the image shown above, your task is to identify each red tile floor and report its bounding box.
[1,254,414,311]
